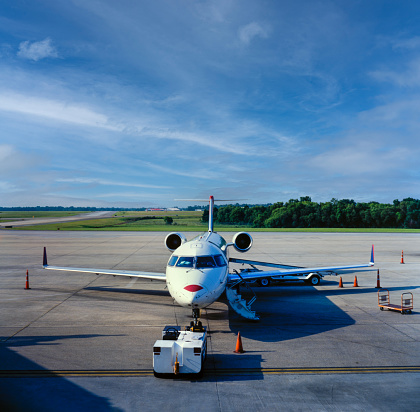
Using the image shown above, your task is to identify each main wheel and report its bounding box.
[258,278,270,287]
[308,275,320,286]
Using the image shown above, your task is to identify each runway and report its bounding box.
[1,230,419,411]
[0,211,115,228]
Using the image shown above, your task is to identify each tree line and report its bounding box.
[202,197,420,229]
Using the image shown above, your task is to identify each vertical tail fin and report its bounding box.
[208,196,214,232]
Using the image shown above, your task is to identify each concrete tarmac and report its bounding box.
[0,230,419,411]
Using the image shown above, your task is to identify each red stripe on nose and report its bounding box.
[184,285,203,292]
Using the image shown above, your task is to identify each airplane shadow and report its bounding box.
[38,286,173,308]
[228,286,348,334]
[221,283,420,344]
[199,281,419,380]
[0,334,122,411]
[203,354,265,382]
[84,286,170,297]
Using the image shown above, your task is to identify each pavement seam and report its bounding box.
[109,234,162,270]
[203,309,223,412]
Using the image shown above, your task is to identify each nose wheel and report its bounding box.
[191,308,203,331]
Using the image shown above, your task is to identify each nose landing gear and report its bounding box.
[191,308,204,331]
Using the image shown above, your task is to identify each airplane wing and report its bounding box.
[228,245,374,282]
[42,247,166,281]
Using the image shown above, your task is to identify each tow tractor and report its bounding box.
[153,324,207,377]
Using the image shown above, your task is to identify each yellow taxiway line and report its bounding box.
[1,366,420,378]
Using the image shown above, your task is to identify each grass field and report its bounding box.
[9,210,420,233]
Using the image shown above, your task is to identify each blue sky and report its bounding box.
[1,1,420,207]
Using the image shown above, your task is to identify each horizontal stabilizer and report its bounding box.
[229,257,303,269]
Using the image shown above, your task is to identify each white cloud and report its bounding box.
[56,177,170,189]
[370,58,420,87]
[139,160,225,180]
[0,144,36,174]
[309,145,409,176]
[0,144,14,162]
[0,180,18,192]
[238,22,269,45]
[17,38,58,61]
[93,191,160,199]
[392,36,420,50]
[0,89,293,157]
[0,92,118,130]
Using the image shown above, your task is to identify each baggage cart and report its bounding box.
[378,289,413,314]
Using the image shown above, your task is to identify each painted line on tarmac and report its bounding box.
[211,366,420,376]
[1,366,420,378]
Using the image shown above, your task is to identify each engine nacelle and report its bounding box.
[165,232,187,252]
[232,232,253,253]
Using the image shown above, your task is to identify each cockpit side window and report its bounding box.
[214,254,227,267]
[167,255,178,266]
[196,256,216,268]
[176,256,194,267]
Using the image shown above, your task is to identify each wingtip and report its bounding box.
[370,244,374,265]
[43,247,48,267]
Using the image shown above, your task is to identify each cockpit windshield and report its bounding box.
[196,256,216,268]
[167,255,178,266]
[214,254,226,266]
[168,254,227,268]
[175,256,194,267]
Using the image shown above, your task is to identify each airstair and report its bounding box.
[226,272,260,321]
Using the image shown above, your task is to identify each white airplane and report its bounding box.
[43,196,374,324]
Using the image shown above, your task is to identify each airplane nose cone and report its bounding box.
[180,284,208,307]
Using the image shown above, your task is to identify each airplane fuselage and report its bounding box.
[166,231,229,309]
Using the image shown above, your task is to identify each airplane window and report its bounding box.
[176,256,194,267]
[214,255,227,267]
[196,256,216,268]
[167,255,178,266]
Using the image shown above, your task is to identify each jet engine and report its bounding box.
[232,232,253,252]
[165,232,187,252]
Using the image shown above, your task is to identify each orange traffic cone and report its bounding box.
[353,276,359,287]
[401,250,404,264]
[338,277,343,288]
[233,332,245,353]
[25,270,31,290]
[174,353,179,375]
[375,269,381,289]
